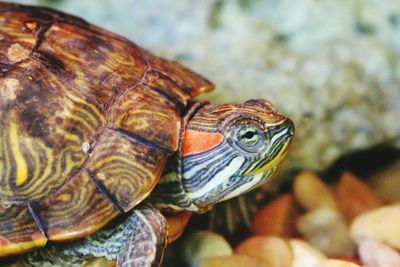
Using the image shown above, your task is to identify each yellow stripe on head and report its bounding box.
[243,141,289,176]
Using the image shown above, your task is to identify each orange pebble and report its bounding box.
[333,257,363,265]
[319,259,361,267]
[251,193,298,236]
[199,255,267,267]
[336,172,382,223]
[166,211,192,243]
[235,236,293,267]
[293,171,337,211]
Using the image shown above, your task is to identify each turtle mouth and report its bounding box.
[242,118,294,176]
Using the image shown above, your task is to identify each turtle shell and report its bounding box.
[0,2,214,257]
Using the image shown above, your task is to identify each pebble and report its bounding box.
[297,207,355,257]
[199,255,267,267]
[181,231,232,267]
[358,239,400,267]
[350,204,400,250]
[235,236,293,267]
[293,171,337,211]
[368,159,400,203]
[166,211,192,243]
[289,239,326,267]
[318,259,361,267]
[336,172,382,223]
[251,193,298,237]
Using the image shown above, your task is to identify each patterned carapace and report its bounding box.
[0,2,213,257]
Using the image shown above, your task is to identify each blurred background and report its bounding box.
[5,1,400,266]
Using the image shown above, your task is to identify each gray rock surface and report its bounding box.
[9,0,400,170]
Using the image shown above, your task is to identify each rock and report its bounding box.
[318,259,361,267]
[289,239,326,267]
[297,207,355,257]
[166,211,192,243]
[368,159,400,203]
[293,171,337,211]
[199,255,267,267]
[336,172,383,223]
[251,193,298,237]
[235,236,293,267]
[358,239,400,267]
[350,204,400,250]
[332,258,363,265]
[181,231,232,267]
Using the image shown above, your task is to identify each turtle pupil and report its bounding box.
[239,129,259,146]
[243,131,256,139]
[232,125,266,153]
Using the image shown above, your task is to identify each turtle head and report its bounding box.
[181,99,294,209]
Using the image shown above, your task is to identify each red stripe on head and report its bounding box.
[182,129,224,156]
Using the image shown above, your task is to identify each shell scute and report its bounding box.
[0,60,105,203]
[85,128,167,212]
[32,170,120,242]
[145,52,214,97]
[107,84,182,153]
[0,12,40,66]
[36,23,148,109]
[0,2,90,31]
[142,70,192,111]
[0,205,47,257]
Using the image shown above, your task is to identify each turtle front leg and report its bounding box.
[115,206,167,267]
[23,205,168,267]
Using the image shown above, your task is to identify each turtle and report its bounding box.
[0,2,294,267]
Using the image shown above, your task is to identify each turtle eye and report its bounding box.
[238,126,259,146]
[232,125,267,154]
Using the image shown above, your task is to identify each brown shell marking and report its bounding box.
[85,128,167,212]
[36,23,147,109]
[1,60,105,203]
[32,170,119,242]
[107,85,182,152]
[0,2,214,257]
[0,205,46,257]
